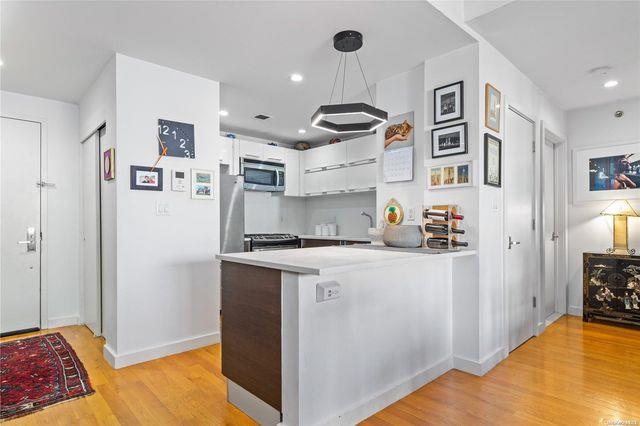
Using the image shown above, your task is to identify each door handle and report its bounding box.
[17,227,37,252]
[508,236,521,250]
[551,232,559,242]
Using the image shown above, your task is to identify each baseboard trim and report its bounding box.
[47,315,79,328]
[103,331,220,369]
[327,356,453,425]
[453,346,507,376]
[568,305,583,317]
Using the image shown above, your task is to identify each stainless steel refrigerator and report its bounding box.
[220,174,245,253]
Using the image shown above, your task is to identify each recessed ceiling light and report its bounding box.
[219,110,229,116]
[290,73,303,82]
[603,80,618,88]
[298,129,306,134]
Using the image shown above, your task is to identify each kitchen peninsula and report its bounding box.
[216,246,476,425]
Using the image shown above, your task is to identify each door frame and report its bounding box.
[501,97,540,352]
[1,114,49,330]
[540,121,568,328]
[79,127,104,336]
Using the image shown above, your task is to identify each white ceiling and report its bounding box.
[0,1,474,144]
[467,0,640,111]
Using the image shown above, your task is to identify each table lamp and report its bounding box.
[600,200,638,255]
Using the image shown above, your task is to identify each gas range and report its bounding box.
[245,233,300,251]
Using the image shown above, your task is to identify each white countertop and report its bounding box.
[298,235,371,242]
[216,246,476,275]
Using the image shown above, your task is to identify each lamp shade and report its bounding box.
[600,200,639,217]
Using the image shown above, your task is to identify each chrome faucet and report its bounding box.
[360,211,373,228]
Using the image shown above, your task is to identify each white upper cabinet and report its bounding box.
[303,142,347,171]
[346,134,377,165]
[263,144,287,164]
[347,162,377,191]
[238,139,264,160]
[304,171,323,195]
[218,137,233,165]
[284,149,300,197]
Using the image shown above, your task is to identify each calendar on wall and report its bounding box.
[383,146,414,183]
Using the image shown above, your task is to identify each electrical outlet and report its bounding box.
[156,201,171,216]
[408,208,415,221]
[316,281,341,302]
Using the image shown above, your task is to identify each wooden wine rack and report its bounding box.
[422,204,467,250]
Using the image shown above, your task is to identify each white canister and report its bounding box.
[321,224,330,236]
[328,223,337,236]
[315,224,323,236]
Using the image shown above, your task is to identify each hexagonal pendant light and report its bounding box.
[311,31,388,134]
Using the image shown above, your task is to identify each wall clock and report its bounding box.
[157,119,195,158]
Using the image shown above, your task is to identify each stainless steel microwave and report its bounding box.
[240,158,285,192]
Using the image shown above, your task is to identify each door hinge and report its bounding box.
[533,296,537,308]
[532,219,536,230]
[40,231,43,241]
[532,141,536,153]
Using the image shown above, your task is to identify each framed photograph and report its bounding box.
[484,133,502,188]
[427,161,472,190]
[103,148,115,181]
[191,168,214,200]
[384,111,414,151]
[485,83,501,132]
[431,122,468,158]
[130,165,163,191]
[573,142,640,203]
[434,80,464,124]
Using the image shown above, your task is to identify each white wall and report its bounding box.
[1,90,81,327]
[305,192,376,236]
[566,97,640,315]
[244,191,306,234]
[79,57,118,347]
[375,64,426,226]
[110,54,221,366]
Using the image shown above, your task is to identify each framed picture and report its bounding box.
[434,80,464,124]
[431,122,468,158]
[103,148,115,181]
[428,161,472,190]
[191,168,214,200]
[384,111,414,151]
[485,83,501,132]
[130,165,163,191]
[573,142,640,203]
[484,133,502,188]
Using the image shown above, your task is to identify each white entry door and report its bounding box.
[505,107,536,352]
[81,130,102,336]
[543,141,558,320]
[1,117,41,335]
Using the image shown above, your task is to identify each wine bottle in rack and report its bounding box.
[424,224,466,235]
[426,238,469,249]
[422,210,464,221]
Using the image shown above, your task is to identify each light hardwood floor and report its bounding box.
[2,316,639,425]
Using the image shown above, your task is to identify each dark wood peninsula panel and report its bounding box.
[220,261,282,411]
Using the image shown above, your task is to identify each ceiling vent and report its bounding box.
[254,114,270,120]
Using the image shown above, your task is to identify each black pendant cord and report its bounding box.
[329,53,344,104]
[341,53,347,104]
[355,51,375,106]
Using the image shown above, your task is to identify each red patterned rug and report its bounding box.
[0,332,94,421]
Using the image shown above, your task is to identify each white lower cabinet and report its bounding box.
[347,161,377,191]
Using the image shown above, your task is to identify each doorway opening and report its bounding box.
[81,125,105,336]
[541,123,568,327]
